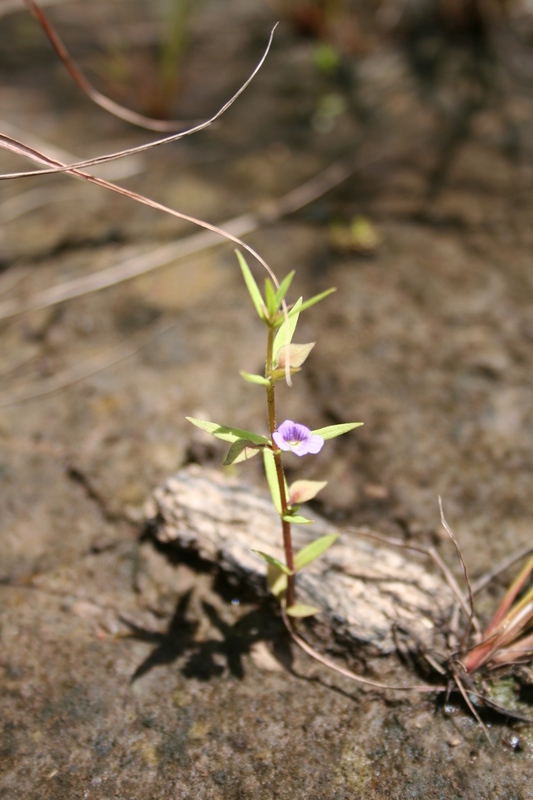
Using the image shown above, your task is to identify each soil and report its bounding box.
[2,1,533,797]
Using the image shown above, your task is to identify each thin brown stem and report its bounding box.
[265,326,295,607]
[281,602,445,694]
[22,0,277,134]
[452,669,493,746]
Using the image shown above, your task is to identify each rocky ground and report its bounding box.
[2,0,533,797]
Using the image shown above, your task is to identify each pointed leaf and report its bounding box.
[282,513,313,525]
[294,534,339,572]
[276,342,315,369]
[240,371,270,386]
[236,250,266,320]
[273,297,303,357]
[286,603,321,618]
[263,448,282,515]
[231,446,263,465]
[275,271,295,306]
[295,287,336,314]
[289,480,327,505]
[187,417,269,445]
[223,440,262,466]
[311,422,363,440]
[267,564,288,597]
[253,550,292,575]
[265,278,277,317]
[270,367,301,383]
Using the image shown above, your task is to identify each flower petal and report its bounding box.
[305,434,325,454]
[272,431,290,451]
[273,420,324,457]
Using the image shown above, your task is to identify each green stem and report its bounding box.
[266,327,295,608]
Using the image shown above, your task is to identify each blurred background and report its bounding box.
[2,1,533,796]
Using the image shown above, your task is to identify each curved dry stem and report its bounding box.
[438,497,479,636]
[0,157,356,323]
[281,602,445,694]
[0,128,304,381]
[22,0,277,134]
[452,669,493,746]
[471,543,533,596]
[351,523,481,636]
[0,131,281,286]
[1,23,277,177]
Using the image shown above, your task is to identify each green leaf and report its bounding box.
[270,367,301,383]
[267,564,288,598]
[311,422,363,440]
[289,480,327,505]
[273,297,303,357]
[264,278,277,318]
[295,287,336,314]
[294,534,339,572]
[286,603,321,618]
[253,550,292,575]
[282,513,313,525]
[236,250,266,320]
[275,271,295,306]
[263,448,282,515]
[240,371,270,386]
[223,440,262,466]
[276,342,315,369]
[186,417,269,445]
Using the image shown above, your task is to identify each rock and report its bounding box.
[145,465,454,654]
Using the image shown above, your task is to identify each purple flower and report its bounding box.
[272,420,324,457]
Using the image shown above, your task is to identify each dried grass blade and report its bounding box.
[463,592,533,672]
[489,629,533,667]
[0,130,283,291]
[281,602,445,694]
[484,553,533,637]
[471,544,533,596]
[0,24,278,179]
[0,153,363,321]
[453,672,493,746]
[438,498,479,634]
[22,0,276,133]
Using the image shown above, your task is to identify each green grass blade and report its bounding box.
[223,440,262,466]
[294,534,339,572]
[267,564,288,597]
[240,371,270,386]
[311,422,363,440]
[236,250,266,320]
[253,550,292,575]
[275,270,295,305]
[263,448,282,514]
[282,514,313,525]
[264,278,277,317]
[273,297,302,357]
[286,603,321,618]
[295,287,336,314]
[186,417,269,445]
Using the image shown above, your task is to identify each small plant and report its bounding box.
[354,512,533,741]
[188,254,362,616]
[449,548,533,722]
[184,253,533,737]
[461,552,533,675]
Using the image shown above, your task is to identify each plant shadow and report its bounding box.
[124,589,292,683]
